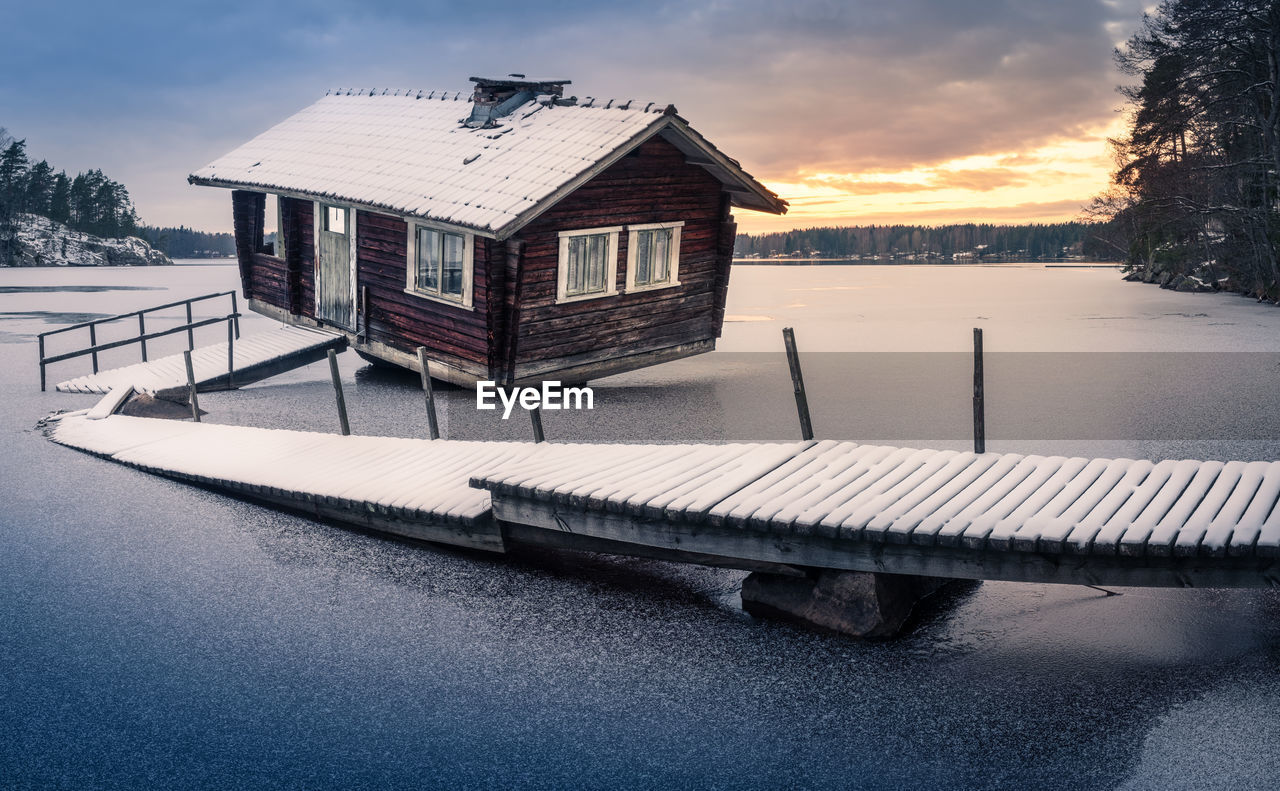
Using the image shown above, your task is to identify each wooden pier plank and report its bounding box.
[1227,462,1280,556]
[1041,459,1152,553]
[1011,458,1131,553]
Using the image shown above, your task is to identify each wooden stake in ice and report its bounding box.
[782,327,814,441]
[973,327,985,455]
[530,404,545,443]
[328,349,350,436]
[416,346,440,440]
[183,349,200,423]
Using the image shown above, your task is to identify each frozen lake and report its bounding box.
[3,261,1280,789]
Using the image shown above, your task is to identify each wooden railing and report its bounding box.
[38,291,241,391]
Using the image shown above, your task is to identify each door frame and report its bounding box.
[313,202,358,330]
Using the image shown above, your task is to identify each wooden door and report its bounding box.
[316,204,355,329]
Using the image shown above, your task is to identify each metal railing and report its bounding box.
[38,291,241,391]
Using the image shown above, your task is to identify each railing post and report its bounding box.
[973,327,985,454]
[38,335,46,391]
[183,350,200,422]
[230,292,240,339]
[185,302,195,350]
[226,319,235,389]
[88,323,99,374]
[138,313,148,362]
[416,346,440,440]
[782,327,814,441]
[327,349,350,436]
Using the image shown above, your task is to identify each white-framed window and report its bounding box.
[406,222,474,308]
[626,221,683,292]
[556,226,621,303]
[323,204,347,235]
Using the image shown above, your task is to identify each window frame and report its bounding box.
[322,204,347,235]
[275,195,287,260]
[625,221,684,293]
[405,221,475,309]
[555,226,622,304]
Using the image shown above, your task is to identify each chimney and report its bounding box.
[464,74,571,128]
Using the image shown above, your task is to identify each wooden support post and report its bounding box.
[360,286,369,340]
[529,403,545,443]
[38,335,45,391]
[183,350,200,423]
[973,327,985,454]
[185,303,195,350]
[416,346,440,440]
[328,349,350,436]
[88,323,99,374]
[782,327,814,441]
[226,319,235,389]
[138,314,148,362]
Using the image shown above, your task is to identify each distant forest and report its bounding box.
[137,226,236,258]
[1088,0,1280,297]
[0,127,240,261]
[735,222,1118,261]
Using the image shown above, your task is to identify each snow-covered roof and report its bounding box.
[190,88,787,238]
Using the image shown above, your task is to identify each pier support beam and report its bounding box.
[741,569,964,638]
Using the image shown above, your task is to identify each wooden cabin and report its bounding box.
[190,76,787,385]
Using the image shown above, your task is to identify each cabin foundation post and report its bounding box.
[416,346,440,440]
[183,350,200,422]
[740,568,963,638]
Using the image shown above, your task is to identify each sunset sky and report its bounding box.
[0,0,1152,235]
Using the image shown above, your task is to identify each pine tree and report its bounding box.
[48,171,70,224]
[24,160,54,216]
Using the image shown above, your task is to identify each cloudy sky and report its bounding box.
[1,0,1151,234]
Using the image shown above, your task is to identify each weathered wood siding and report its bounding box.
[355,210,491,369]
[237,196,315,318]
[231,190,265,300]
[510,137,732,371]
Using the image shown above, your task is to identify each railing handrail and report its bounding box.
[41,313,241,366]
[38,290,241,391]
[37,290,237,339]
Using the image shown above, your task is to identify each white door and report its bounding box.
[316,204,355,329]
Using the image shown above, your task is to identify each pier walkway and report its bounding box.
[54,325,345,398]
[48,408,1280,588]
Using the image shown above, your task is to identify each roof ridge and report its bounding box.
[319,88,672,112]
[324,88,469,100]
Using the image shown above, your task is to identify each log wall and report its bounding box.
[510,137,731,371]
[354,210,491,369]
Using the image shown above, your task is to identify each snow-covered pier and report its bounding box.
[48,409,1280,594]
[54,325,345,398]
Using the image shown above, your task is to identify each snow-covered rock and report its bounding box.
[7,214,171,267]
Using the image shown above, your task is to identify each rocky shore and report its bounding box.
[1123,261,1220,294]
[6,214,170,267]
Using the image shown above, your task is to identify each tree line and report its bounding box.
[0,129,143,264]
[735,222,1117,260]
[136,226,236,258]
[1088,0,1280,297]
